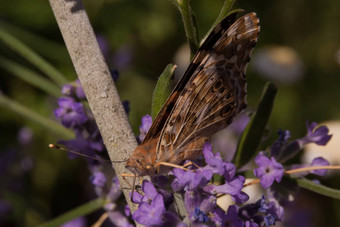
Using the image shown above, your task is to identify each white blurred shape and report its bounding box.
[252,46,305,85]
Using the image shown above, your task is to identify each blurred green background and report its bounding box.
[0,0,339,226]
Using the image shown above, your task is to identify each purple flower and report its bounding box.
[131,180,158,204]
[272,122,332,163]
[61,217,87,227]
[201,144,248,203]
[54,97,88,128]
[132,194,166,226]
[238,195,283,226]
[310,157,330,176]
[139,114,152,142]
[253,152,284,189]
[225,205,244,227]
[171,168,213,192]
[202,142,224,175]
[203,174,247,203]
[132,193,182,227]
[193,207,208,223]
[298,121,332,146]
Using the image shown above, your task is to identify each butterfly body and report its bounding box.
[126,12,260,176]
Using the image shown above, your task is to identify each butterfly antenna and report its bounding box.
[49,144,127,163]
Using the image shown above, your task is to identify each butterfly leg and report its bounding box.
[183,161,201,169]
[157,161,195,172]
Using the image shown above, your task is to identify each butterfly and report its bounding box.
[126,12,260,176]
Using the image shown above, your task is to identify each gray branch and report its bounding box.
[48,0,148,221]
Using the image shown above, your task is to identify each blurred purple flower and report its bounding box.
[61,216,87,227]
[310,157,330,176]
[96,34,110,60]
[61,84,74,96]
[113,45,133,70]
[253,152,284,189]
[107,177,122,201]
[124,205,131,217]
[75,79,86,99]
[108,211,134,227]
[139,114,152,142]
[90,171,106,187]
[59,129,104,159]
[54,97,88,128]
[18,127,33,145]
[230,113,250,135]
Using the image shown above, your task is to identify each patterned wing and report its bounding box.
[141,13,238,144]
[156,12,260,163]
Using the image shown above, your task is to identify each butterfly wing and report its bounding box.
[141,12,238,144]
[156,12,260,163]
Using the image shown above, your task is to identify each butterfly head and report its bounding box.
[125,139,158,176]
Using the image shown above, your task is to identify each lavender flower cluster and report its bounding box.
[55,78,131,226]
[129,116,332,227]
[54,80,332,227]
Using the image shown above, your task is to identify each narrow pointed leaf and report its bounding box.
[0,56,61,97]
[151,64,175,119]
[0,28,68,86]
[296,178,340,200]
[233,82,278,168]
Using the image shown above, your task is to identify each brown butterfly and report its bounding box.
[126,12,260,176]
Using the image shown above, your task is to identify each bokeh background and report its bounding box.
[0,0,339,226]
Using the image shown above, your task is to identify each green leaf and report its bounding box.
[296,178,340,200]
[0,93,74,139]
[38,197,106,227]
[0,27,68,86]
[0,56,61,97]
[151,64,175,119]
[233,82,278,168]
